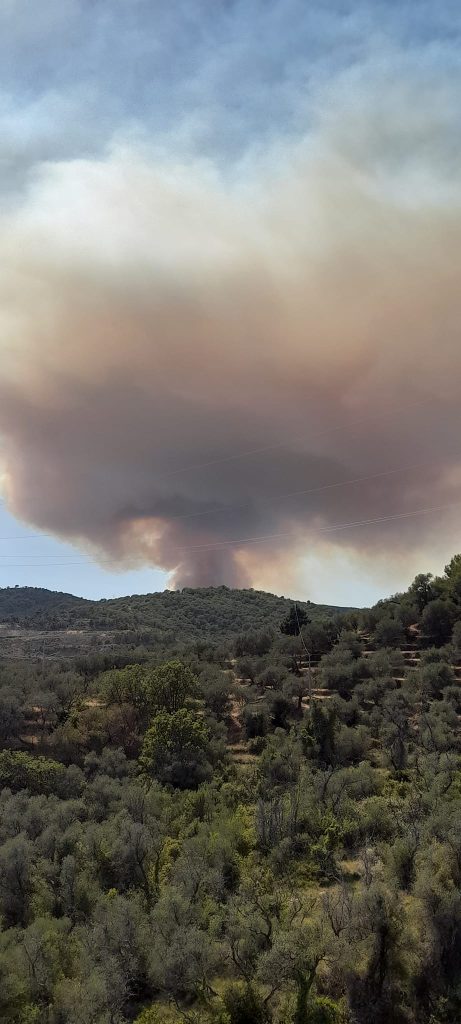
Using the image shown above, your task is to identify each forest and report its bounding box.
[0,558,461,1024]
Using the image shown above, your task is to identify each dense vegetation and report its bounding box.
[0,586,344,639]
[0,558,461,1023]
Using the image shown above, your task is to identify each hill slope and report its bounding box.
[0,584,349,645]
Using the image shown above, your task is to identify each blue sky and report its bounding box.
[0,502,167,598]
[2,0,460,189]
[1,0,460,604]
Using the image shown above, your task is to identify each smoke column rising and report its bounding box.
[0,4,461,591]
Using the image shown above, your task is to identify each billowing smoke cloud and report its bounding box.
[1,57,461,590]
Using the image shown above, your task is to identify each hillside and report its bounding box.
[1,560,461,1024]
[0,584,349,655]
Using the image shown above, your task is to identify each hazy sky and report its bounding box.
[0,1,460,605]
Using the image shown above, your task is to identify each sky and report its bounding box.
[0,0,461,605]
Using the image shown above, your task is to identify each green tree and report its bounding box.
[134,1006,183,1024]
[0,750,81,798]
[223,983,271,1024]
[100,663,149,720]
[19,917,71,1007]
[373,618,405,648]
[302,704,336,766]
[280,605,309,637]
[145,661,199,714]
[257,924,326,1023]
[0,834,34,927]
[305,997,343,1024]
[140,709,212,789]
[409,573,434,614]
[0,689,24,748]
[199,667,231,720]
[452,619,461,652]
[421,600,457,646]
[444,553,461,582]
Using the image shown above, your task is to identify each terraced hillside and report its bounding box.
[1,560,461,1023]
[360,625,461,682]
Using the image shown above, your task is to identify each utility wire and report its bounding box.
[158,395,435,480]
[0,498,459,568]
[0,452,451,543]
[164,455,443,525]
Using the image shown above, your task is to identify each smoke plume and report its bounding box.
[1,64,461,590]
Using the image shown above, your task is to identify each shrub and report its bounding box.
[223,984,272,1024]
[421,601,457,646]
[0,750,82,798]
[305,997,343,1024]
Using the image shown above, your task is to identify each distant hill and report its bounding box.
[0,585,349,644]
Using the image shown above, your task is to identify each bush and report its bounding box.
[0,750,83,798]
[452,619,461,653]
[305,997,343,1024]
[235,632,273,657]
[242,705,270,739]
[421,600,457,646]
[317,649,367,696]
[373,618,405,648]
[248,735,267,755]
[223,984,272,1024]
[134,1005,182,1024]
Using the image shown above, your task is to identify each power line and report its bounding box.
[0,498,459,568]
[0,452,451,545]
[154,499,461,552]
[164,455,443,524]
[128,394,438,482]
[0,535,49,541]
[0,396,458,574]
[0,395,454,539]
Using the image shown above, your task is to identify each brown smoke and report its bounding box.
[1,92,461,591]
